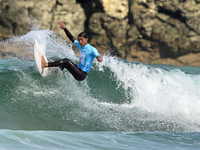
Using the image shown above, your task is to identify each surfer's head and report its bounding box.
[78,32,88,39]
[78,32,88,47]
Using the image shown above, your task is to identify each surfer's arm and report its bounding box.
[57,21,76,43]
[63,28,76,43]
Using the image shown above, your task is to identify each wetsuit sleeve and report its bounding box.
[63,28,76,43]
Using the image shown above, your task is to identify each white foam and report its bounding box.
[95,56,200,128]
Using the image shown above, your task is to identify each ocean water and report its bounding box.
[0,30,200,150]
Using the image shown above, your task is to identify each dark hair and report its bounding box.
[78,32,88,39]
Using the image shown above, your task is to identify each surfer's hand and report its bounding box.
[57,21,65,29]
[97,56,102,62]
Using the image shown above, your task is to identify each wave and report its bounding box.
[0,29,200,132]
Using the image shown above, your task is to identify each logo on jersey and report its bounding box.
[79,51,86,64]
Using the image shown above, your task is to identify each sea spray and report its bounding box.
[2,29,77,61]
[96,56,200,131]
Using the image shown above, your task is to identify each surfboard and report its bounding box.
[34,40,61,77]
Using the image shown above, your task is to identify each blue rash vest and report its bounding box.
[74,40,100,73]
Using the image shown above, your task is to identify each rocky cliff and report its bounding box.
[1,0,200,66]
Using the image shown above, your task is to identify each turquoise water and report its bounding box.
[0,30,200,149]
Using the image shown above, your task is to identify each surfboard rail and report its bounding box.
[34,40,61,77]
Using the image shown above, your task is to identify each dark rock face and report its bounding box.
[1,0,200,66]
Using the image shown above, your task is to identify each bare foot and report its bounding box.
[41,55,48,68]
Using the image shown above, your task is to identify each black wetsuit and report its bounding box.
[48,28,87,81]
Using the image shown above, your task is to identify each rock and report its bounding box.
[89,11,129,57]
[51,0,86,42]
[0,0,85,41]
[125,0,200,66]
[152,58,183,66]
[1,0,200,66]
[100,0,129,19]
[0,0,31,39]
[28,0,56,29]
[177,53,200,66]
[195,0,200,4]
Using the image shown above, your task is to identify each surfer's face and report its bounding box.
[78,36,88,47]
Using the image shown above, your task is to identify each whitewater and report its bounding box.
[0,29,200,149]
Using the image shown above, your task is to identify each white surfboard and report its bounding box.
[34,40,61,77]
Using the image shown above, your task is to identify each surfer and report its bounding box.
[42,21,102,81]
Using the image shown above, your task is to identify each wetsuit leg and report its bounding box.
[48,58,87,81]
